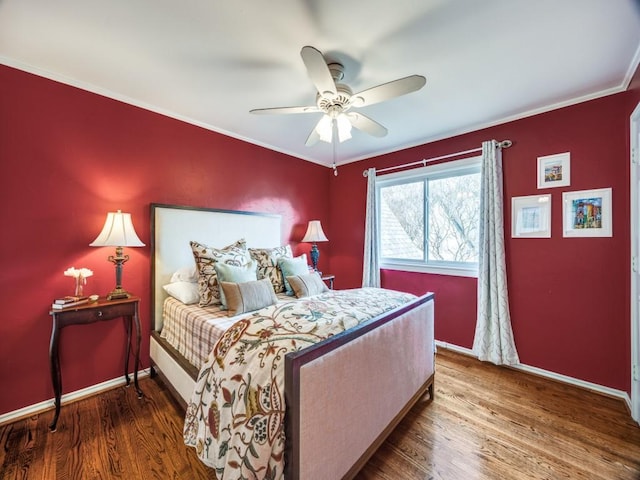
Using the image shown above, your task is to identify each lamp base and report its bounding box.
[107,287,132,300]
[107,247,132,300]
[310,243,320,271]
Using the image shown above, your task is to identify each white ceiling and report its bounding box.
[1,0,639,167]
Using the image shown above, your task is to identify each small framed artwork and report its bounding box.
[562,188,612,237]
[512,194,552,238]
[537,152,570,189]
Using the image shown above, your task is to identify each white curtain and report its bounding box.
[473,141,520,365]
[362,167,380,287]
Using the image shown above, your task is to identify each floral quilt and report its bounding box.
[183,287,416,480]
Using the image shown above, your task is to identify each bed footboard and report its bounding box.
[285,293,435,480]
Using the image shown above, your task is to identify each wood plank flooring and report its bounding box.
[1,349,639,479]
[358,349,640,480]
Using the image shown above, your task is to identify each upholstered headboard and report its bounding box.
[150,203,282,331]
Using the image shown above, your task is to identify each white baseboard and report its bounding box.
[435,340,632,410]
[0,368,151,427]
[4,344,634,426]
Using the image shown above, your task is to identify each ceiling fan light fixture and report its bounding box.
[336,113,352,142]
[316,113,352,144]
[251,46,426,154]
[316,115,333,143]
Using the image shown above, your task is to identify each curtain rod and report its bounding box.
[362,139,512,177]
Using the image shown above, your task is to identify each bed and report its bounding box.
[149,203,435,479]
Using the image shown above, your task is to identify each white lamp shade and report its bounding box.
[301,220,328,243]
[89,210,145,247]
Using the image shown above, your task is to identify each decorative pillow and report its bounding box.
[249,245,293,293]
[190,239,250,307]
[220,278,278,316]
[162,281,200,305]
[214,260,258,309]
[169,266,198,284]
[277,254,309,296]
[286,272,329,298]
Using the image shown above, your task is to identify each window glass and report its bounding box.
[376,157,481,276]
[379,181,424,260]
[427,172,480,263]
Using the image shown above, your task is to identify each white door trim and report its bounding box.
[630,101,640,423]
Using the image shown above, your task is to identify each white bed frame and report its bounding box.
[149,203,435,479]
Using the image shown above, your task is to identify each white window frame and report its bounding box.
[376,156,481,278]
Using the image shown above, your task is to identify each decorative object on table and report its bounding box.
[537,152,570,189]
[51,296,89,310]
[511,194,552,238]
[301,220,328,272]
[63,267,93,296]
[562,187,612,238]
[54,295,87,305]
[90,210,145,300]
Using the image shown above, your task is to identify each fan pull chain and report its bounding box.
[332,119,339,176]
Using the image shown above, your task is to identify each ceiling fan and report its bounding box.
[250,46,427,147]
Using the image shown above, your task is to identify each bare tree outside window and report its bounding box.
[379,170,480,265]
[428,173,480,262]
[380,182,423,259]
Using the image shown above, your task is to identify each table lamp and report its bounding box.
[301,220,328,272]
[90,210,145,300]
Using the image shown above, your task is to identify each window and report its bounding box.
[377,156,481,277]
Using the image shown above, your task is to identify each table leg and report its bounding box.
[49,320,61,431]
[133,306,143,398]
[123,315,132,387]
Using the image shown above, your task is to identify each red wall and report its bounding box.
[3,59,640,417]
[329,90,639,393]
[0,65,331,416]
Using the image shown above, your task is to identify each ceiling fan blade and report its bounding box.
[250,106,320,115]
[300,46,337,98]
[351,75,426,107]
[347,112,388,137]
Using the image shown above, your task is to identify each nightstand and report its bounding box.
[48,296,142,431]
[321,274,335,290]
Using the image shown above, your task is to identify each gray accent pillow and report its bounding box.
[220,278,278,316]
[286,272,329,298]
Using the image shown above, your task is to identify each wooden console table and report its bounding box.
[48,296,142,431]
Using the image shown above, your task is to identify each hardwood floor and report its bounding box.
[1,349,639,479]
[357,349,640,480]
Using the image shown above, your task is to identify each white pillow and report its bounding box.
[170,266,198,284]
[163,281,200,305]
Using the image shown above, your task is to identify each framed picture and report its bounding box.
[537,152,570,189]
[511,194,552,238]
[562,188,612,237]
